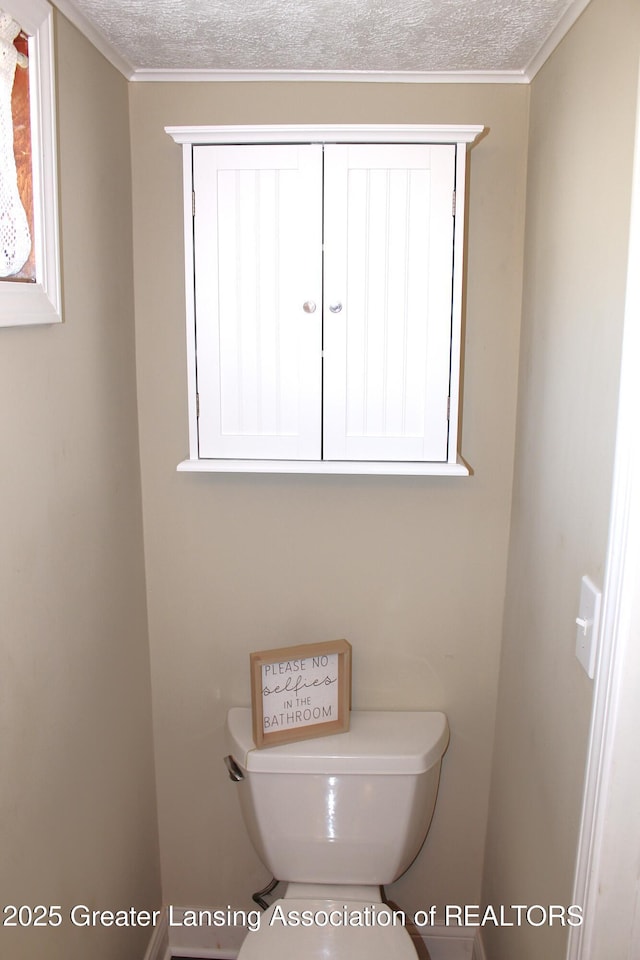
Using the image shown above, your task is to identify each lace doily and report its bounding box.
[0,10,31,278]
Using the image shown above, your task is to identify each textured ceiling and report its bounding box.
[59,0,585,76]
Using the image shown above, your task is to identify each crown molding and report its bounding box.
[51,0,593,86]
[524,0,593,80]
[131,67,529,84]
[51,0,135,78]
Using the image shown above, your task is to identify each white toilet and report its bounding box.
[225,706,449,959]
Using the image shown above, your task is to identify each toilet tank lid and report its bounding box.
[227,707,449,774]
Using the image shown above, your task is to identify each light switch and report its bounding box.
[575,575,602,679]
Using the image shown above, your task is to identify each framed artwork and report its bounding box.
[0,0,60,326]
[250,638,352,748]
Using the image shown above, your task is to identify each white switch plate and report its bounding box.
[575,575,602,679]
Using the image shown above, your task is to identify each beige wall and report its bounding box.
[2,6,636,957]
[129,81,528,916]
[482,1,640,958]
[0,14,160,960]
[2,3,637,956]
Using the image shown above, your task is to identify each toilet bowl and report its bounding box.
[225,707,449,959]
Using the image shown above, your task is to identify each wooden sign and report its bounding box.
[250,639,352,748]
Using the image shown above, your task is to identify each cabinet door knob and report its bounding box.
[303,300,316,314]
[329,302,343,314]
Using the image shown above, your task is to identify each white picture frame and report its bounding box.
[0,0,60,326]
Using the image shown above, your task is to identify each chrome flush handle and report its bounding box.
[224,755,244,782]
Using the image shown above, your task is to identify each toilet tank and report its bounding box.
[226,707,449,885]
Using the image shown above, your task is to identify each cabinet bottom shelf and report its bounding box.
[177,457,470,476]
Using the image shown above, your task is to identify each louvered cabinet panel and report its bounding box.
[193,144,323,459]
[322,144,456,462]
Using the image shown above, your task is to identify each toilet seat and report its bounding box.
[237,898,418,960]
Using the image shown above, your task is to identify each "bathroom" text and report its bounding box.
[263,705,333,729]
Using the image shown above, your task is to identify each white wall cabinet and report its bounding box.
[168,125,483,475]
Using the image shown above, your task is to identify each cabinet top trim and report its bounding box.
[166,123,485,146]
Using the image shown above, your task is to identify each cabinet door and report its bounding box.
[323,144,456,461]
[193,144,323,459]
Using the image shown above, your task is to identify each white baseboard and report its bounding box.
[472,929,488,960]
[142,909,170,960]
[162,905,244,958]
[150,905,484,960]
[413,923,477,960]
